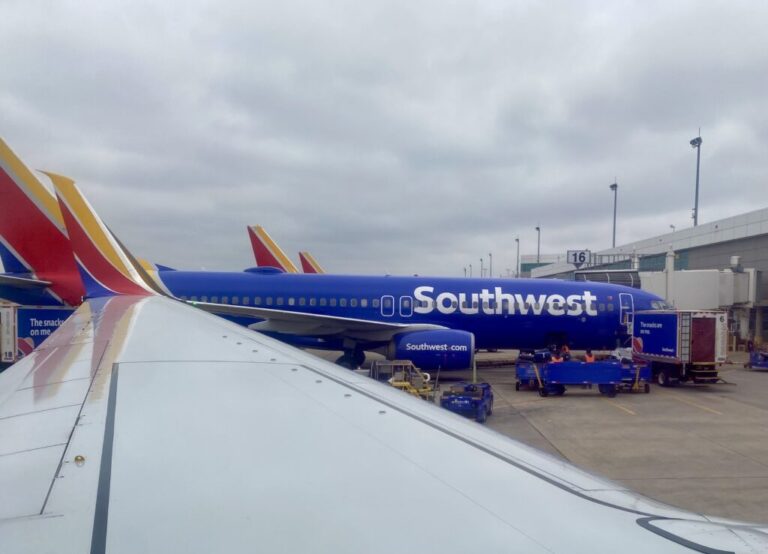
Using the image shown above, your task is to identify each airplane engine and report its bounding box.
[387,330,475,371]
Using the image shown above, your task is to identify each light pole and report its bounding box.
[515,237,520,278]
[480,258,484,278]
[535,226,541,263]
[609,182,618,248]
[469,263,472,278]
[669,224,675,233]
[463,266,467,278]
[488,253,493,278]
[690,135,703,226]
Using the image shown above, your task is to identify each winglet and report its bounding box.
[247,225,299,273]
[0,138,85,305]
[49,172,159,298]
[299,251,325,274]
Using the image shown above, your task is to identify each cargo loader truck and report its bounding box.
[632,310,727,386]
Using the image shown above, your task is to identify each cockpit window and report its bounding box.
[651,300,673,310]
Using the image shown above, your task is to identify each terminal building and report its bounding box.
[530,207,768,347]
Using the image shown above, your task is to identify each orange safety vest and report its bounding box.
[584,353,595,363]
[550,355,563,364]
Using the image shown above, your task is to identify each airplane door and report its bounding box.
[399,296,413,317]
[619,293,634,334]
[381,295,395,317]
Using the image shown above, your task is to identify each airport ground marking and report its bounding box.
[605,400,636,416]
[667,393,723,415]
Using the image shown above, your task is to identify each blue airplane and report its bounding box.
[0,139,668,370]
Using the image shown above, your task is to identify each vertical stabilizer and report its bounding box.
[247,225,299,273]
[0,139,85,305]
[49,173,158,298]
[299,251,325,274]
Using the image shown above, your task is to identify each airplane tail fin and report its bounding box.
[49,173,160,298]
[247,225,299,273]
[0,138,85,305]
[299,251,325,274]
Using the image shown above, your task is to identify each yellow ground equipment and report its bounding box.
[381,360,438,400]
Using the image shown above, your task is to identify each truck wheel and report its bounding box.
[599,384,617,397]
[476,406,487,423]
[539,387,549,397]
[656,370,671,387]
[554,385,566,396]
[488,400,493,415]
[644,383,650,394]
[515,382,520,391]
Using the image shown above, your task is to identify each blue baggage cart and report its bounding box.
[538,361,624,397]
[515,360,543,391]
[746,350,768,370]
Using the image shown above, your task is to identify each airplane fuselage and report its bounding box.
[157,271,662,351]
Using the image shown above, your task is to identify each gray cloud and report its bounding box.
[1,0,767,277]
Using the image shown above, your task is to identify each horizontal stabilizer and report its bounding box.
[0,273,52,289]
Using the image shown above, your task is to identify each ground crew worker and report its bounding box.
[550,351,564,363]
[584,349,595,363]
[561,344,571,361]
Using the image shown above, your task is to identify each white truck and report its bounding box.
[632,309,728,386]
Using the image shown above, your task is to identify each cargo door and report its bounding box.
[691,316,716,363]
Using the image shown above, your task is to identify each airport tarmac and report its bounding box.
[324,350,768,526]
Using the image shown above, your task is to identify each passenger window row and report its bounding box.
[177,295,614,313]
[178,295,375,308]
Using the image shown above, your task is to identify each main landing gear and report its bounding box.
[336,349,366,369]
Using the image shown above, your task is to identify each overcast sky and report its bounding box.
[2,0,767,276]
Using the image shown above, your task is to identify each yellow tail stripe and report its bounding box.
[301,251,325,273]
[255,226,298,273]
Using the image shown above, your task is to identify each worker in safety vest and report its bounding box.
[550,351,564,363]
[584,349,595,363]
[561,344,571,361]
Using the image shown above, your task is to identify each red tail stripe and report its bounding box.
[0,170,84,305]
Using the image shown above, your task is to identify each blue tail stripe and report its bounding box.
[76,261,118,298]
[0,240,30,274]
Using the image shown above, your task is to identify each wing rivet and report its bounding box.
[378,410,387,415]
[344,394,352,398]
[291,368,298,372]
[74,455,86,466]
[315,379,323,384]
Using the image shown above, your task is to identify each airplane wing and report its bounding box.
[3,294,768,553]
[190,300,446,339]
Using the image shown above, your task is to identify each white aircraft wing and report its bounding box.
[1,295,766,553]
[190,300,446,340]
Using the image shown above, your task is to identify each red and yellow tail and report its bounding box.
[0,139,85,305]
[299,251,325,274]
[247,225,298,273]
[49,173,159,298]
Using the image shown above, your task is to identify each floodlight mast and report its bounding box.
[609,182,618,248]
[691,135,703,226]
